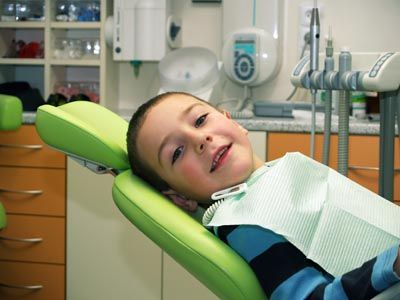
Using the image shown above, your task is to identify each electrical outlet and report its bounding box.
[299,4,313,26]
[298,3,323,58]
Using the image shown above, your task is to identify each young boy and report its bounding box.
[127,91,400,299]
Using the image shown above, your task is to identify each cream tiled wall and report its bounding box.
[117,0,400,111]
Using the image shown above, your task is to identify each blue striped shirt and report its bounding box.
[215,225,400,300]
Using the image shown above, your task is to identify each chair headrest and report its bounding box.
[0,94,22,131]
[36,102,129,171]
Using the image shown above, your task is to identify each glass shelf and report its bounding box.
[49,59,100,66]
[50,22,101,29]
[0,58,45,65]
[0,21,45,28]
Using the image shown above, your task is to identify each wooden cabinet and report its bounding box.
[0,125,66,299]
[266,132,400,202]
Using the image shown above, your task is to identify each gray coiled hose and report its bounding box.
[337,90,350,176]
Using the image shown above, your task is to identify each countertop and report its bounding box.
[24,109,391,136]
[235,110,384,136]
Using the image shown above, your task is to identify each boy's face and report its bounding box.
[137,94,262,203]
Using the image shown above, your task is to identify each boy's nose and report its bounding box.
[197,135,212,153]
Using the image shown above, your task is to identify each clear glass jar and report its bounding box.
[53,38,83,59]
[54,81,100,103]
[15,0,44,21]
[55,0,100,22]
[1,1,16,21]
[81,38,100,59]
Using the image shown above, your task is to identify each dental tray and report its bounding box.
[253,101,326,118]
[253,101,294,118]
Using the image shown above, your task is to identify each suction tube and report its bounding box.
[337,48,352,176]
[322,29,334,165]
[338,90,350,176]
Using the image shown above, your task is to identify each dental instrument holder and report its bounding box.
[291,50,400,201]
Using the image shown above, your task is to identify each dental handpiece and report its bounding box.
[309,1,320,159]
[309,6,320,80]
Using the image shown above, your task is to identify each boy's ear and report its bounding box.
[162,189,198,212]
[222,110,231,119]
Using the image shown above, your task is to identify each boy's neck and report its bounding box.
[253,154,265,171]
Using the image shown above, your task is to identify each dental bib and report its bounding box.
[203,152,400,276]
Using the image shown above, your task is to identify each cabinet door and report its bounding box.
[0,166,65,216]
[0,261,64,300]
[66,158,162,300]
[0,126,65,169]
[267,132,400,202]
[0,214,65,264]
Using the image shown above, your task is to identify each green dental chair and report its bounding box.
[0,94,23,231]
[35,101,266,300]
[0,94,22,132]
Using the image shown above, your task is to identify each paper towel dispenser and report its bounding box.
[110,0,182,61]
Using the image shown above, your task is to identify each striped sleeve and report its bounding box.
[215,224,400,300]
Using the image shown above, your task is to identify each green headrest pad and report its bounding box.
[112,170,266,300]
[0,94,22,131]
[36,102,129,171]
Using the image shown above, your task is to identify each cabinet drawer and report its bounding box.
[0,214,65,264]
[0,261,64,300]
[0,125,65,169]
[267,133,399,168]
[267,132,400,200]
[0,167,65,216]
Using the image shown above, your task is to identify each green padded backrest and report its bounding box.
[113,170,266,300]
[36,102,129,171]
[0,94,22,131]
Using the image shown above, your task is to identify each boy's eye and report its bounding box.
[172,146,183,164]
[195,114,208,128]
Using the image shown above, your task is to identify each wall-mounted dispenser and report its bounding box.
[222,0,283,85]
[109,0,182,61]
[222,27,279,86]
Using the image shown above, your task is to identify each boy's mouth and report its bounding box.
[210,143,232,173]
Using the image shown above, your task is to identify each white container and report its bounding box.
[135,0,167,61]
[351,92,367,119]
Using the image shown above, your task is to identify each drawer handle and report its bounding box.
[0,143,43,150]
[349,166,400,172]
[0,282,43,290]
[349,165,379,171]
[0,236,43,243]
[0,188,43,195]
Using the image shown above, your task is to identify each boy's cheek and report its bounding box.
[180,162,203,179]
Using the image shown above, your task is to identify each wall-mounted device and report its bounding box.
[110,0,182,61]
[222,27,278,86]
[222,0,283,86]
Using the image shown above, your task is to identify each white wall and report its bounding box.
[117,0,400,111]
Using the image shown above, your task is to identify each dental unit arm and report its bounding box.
[290,1,400,201]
